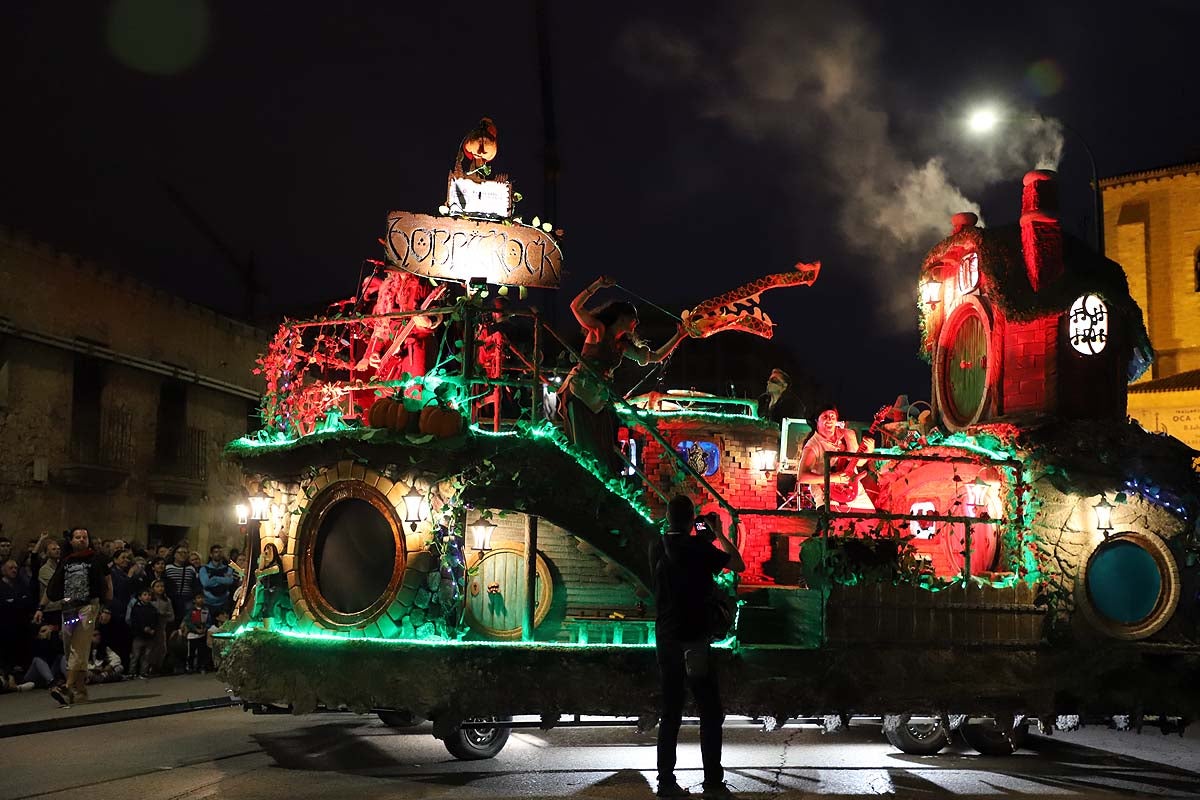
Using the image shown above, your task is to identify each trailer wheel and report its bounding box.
[960,720,1026,755]
[377,710,425,728]
[443,717,512,760]
[883,714,950,755]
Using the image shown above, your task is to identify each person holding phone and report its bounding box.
[649,496,744,798]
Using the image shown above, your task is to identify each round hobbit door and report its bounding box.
[465,548,553,640]
[299,480,407,628]
[1080,533,1181,640]
[937,302,991,430]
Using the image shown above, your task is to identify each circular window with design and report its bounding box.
[935,299,992,430]
[1078,532,1180,640]
[297,481,408,628]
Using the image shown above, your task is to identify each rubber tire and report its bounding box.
[443,716,512,760]
[960,720,1026,755]
[377,709,425,728]
[884,714,950,755]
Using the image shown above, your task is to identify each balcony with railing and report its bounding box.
[149,426,209,495]
[60,407,133,490]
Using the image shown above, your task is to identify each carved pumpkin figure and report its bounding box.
[461,117,498,171]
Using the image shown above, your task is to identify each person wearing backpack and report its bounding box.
[648,497,744,798]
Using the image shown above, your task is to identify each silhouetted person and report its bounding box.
[649,496,745,798]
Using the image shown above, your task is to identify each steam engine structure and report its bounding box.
[217,162,1199,760]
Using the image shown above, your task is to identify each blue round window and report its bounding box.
[1086,541,1162,624]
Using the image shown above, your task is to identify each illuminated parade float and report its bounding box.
[216,125,1199,758]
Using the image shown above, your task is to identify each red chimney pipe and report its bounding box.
[1020,169,1063,292]
[951,212,978,235]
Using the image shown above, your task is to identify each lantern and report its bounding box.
[469,516,497,553]
[402,485,427,532]
[235,504,249,526]
[965,477,991,517]
[1094,495,1114,537]
[751,448,778,472]
[920,280,942,307]
[249,495,269,521]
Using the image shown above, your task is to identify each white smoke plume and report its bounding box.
[617,2,1065,328]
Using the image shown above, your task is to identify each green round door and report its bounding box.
[465,548,553,640]
[941,308,989,427]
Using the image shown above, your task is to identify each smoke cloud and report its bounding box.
[616,2,1065,328]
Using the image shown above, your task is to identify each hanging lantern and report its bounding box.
[1094,495,1115,537]
[235,504,249,526]
[965,476,991,516]
[469,516,497,553]
[751,448,778,472]
[249,495,270,521]
[920,280,942,307]
[402,485,427,532]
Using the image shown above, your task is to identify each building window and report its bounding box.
[1194,247,1200,292]
[956,252,980,294]
[1068,294,1108,355]
[155,380,188,466]
[70,356,105,462]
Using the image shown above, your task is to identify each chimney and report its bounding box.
[1020,169,1063,292]
[950,212,978,235]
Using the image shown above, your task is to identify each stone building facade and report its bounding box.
[1102,162,1200,448]
[0,228,264,553]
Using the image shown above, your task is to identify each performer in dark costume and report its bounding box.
[561,276,688,473]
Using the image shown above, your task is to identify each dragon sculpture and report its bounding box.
[681,261,821,339]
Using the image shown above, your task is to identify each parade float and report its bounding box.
[215,123,1200,759]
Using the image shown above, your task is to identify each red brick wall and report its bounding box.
[1000,314,1059,416]
[631,418,809,584]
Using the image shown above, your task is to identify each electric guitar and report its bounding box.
[828,406,892,504]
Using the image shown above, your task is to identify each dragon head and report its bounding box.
[681,261,821,339]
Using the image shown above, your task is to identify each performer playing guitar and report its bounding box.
[796,405,889,511]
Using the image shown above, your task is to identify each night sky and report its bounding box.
[4,1,1198,417]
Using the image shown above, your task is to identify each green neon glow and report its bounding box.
[219,625,734,651]
[470,420,656,523]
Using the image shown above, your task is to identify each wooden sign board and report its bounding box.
[446,176,513,218]
[385,211,562,289]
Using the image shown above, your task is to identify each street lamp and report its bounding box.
[964,105,1104,254]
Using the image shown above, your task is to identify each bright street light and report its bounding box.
[963,104,1104,254]
[966,107,1000,134]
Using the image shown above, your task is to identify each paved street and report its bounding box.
[3,690,1199,799]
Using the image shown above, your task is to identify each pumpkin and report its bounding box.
[386,401,411,431]
[368,397,410,430]
[419,404,463,438]
[367,398,391,428]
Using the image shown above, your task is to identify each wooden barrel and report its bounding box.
[465,548,553,640]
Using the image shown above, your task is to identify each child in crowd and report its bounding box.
[127,588,159,678]
[181,592,211,673]
[17,624,66,690]
[149,579,175,674]
[85,632,124,684]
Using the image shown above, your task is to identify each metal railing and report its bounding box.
[154,426,209,481]
[69,406,133,468]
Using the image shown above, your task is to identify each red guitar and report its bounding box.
[828,406,892,504]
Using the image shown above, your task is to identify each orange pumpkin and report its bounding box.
[386,402,411,431]
[419,404,463,438]
[367,398,392,428]
[368,397,411,430]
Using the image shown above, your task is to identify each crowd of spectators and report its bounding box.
[0,531,244,704]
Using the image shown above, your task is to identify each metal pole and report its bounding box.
[531,311,542,424]
[963,520,973,589]
[523,515,539,642]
